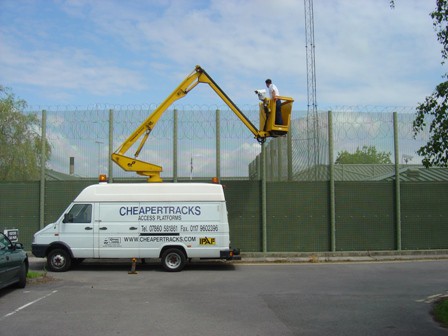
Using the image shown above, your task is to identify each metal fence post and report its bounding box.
[277,139,281,181]
[173,109,178,182]
[108,109,114,183]
[270,142,275,181]
[328,111,336,251]
[287,127,293,181]
[216,109,221,181]
[393,112,402,250]
[261,142,267,252]
[39,110,47,229]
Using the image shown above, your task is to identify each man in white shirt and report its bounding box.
[265,79,283,125]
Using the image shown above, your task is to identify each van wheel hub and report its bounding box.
[166,253,181,269]
[47,249,72,272]
[161,248,186,272]
[52,254,65,267]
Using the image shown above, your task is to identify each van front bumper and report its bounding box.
[220,248,241,260]
[32,244,48,258]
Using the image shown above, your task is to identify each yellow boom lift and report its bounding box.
[111,65,294,182]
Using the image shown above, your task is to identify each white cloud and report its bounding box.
[0,39,146,100]
[1,1,445,108]
[313,1,444,107]
[2,0,443,178]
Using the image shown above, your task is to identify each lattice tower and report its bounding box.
[304,0,320,177]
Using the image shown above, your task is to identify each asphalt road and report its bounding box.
[1,259,447,336]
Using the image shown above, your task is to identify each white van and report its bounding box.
[32,182,240,272]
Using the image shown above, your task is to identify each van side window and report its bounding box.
[66,204,92,223]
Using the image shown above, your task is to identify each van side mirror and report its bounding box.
[63,213,73,223]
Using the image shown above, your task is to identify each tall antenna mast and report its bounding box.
[304,0,320,179]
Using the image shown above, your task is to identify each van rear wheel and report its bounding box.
[47,249,71,272]
[161,248,186,272]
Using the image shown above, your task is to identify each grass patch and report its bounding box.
[27,271,47,279]
[433,297,448,328]
[26,270,57,285]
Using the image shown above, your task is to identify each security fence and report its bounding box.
[21,105,431,182]
[250,106,430,181]
[1,105,447,253]
[32,104,271,180]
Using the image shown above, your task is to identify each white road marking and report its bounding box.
[415,291,448,303]
[1,290,58,321]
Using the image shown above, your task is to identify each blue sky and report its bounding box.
[0,0,445,111]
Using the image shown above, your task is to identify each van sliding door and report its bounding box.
[97,203,140,258]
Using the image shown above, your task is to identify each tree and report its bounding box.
[0,86,51,180]
[392,0,448,167]
[335,145,392,164]
[412,0,448,168]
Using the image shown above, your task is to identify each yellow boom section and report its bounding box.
[112,65,294,182]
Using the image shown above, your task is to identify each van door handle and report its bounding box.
[129,227,138,230]
[85,227,93,230]
[99,227,108,230]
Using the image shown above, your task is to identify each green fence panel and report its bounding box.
[267,182,330,252]
[335,182,395,251]
[45,180,98,224]
[401,182,448,250]
[224,181,261,252]
[2,180,448,253]
[0,182,40,249]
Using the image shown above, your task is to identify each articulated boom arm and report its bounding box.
[112,65,294,182]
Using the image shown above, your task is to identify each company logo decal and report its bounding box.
[103,237,122,247]
[199,237,216,245]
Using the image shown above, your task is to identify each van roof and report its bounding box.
[74,183,225,202]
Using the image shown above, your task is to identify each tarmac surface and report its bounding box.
[7,253,448,336]
[26,249,448,267]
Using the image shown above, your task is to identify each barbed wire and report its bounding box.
[328,105,416,114]
[23,104,429,178]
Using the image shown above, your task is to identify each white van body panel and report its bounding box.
[75,183,225,202]
[32,183,236,270]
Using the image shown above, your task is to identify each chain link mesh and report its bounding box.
[260,106,429,181]
[25,104,427,180]
[27,104,263,179]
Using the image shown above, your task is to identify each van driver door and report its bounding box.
[59,203,94,258]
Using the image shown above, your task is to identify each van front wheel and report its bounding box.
[161,248,186,272]
[47,249,72,272]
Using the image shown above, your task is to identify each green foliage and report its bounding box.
[335,145,392,164]
[0,86,51,180]
[413,81,448,167]
[431,0,448,63]
[412,0,448,167]
[433,298,448,328]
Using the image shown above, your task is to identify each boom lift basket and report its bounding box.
[259,97,293,137]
